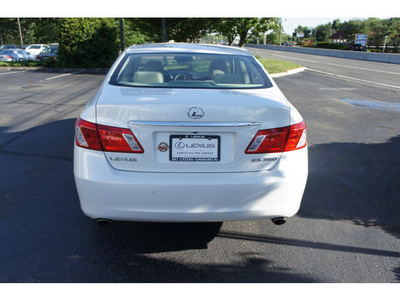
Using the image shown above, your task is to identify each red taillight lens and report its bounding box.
[245,121,307,154]
[246,127,289,154]
[97,124,143,153]
[75,118,144,153]
[75,118,102,150]
[284,121,307,152]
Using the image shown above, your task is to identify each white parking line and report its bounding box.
[306,68,400,90]
[0,71,26,76]
[44,73,72,81]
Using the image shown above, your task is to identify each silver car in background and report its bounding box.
[0,49,36,61]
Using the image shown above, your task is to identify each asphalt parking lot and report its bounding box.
[0,53,399,283]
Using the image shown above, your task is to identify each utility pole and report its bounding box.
[17,18,23,46]
[162,18,166,43]
[119,18,125,52]
[279,18,282,46]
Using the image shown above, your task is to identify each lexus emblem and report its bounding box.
[187,107,205,119]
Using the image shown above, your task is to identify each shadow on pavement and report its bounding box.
[299,135,400,238]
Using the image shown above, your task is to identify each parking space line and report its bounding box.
[44,73,72,81]
[0,71,26,76]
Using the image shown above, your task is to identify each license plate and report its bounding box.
[170,135,220,162]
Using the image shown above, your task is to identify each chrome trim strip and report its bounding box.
[128,121,260,127]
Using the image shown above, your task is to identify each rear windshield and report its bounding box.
[109,53,272,89]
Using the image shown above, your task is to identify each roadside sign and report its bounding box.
[355,34,368,46]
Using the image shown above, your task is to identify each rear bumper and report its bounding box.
[73,145,308,222]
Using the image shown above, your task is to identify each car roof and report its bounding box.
[126,43,252,56]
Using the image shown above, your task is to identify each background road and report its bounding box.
[0,50,399,283]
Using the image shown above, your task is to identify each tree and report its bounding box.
[266,31,280,44]
[166,18,215,42]
[339,19,368,41]
[217,18,278,47]
[120,18,157,47]
[58,18,119,68]
[0,18,18,45]
[314,23,333,42]
[216,18,238,46]
[331,19,341,31]
[388,18,400,52]
[295,25,312,38]
[237,18,278,47]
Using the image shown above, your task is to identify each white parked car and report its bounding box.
[74,43,308,224]
[25,44,49,56]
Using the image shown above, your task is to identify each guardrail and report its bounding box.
[246,44,400,64]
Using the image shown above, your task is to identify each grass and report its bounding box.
[254,55,302,74]
[0,61,45,67]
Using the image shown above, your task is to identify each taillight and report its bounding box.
[97,124,143,153]
[75,118,102,150]
[75,118,144,153]
[283,121,307,152]
[246,121,306,154]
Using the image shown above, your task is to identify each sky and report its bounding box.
[2,0,399,18]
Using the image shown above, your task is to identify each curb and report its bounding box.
[270,67,306,78]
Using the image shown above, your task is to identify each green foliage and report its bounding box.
[316,42,348,50]
[122,18,160,46]
[314,23,333,42]
[166,18,215,42]
[216,19,238,45]
[57,18,119,68]
[294,25,312,38]
[265,31,280,44]
[217,18,279,47]
[0,18,61,45]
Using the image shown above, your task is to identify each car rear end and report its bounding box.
[0,50,13,62]
[73,44,308,222]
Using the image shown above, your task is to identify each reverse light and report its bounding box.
[75,118,144,153]
[246,121,307,154]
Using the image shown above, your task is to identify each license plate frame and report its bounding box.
[169,134,220,162]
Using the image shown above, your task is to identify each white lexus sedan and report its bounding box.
[74,43,308,224]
